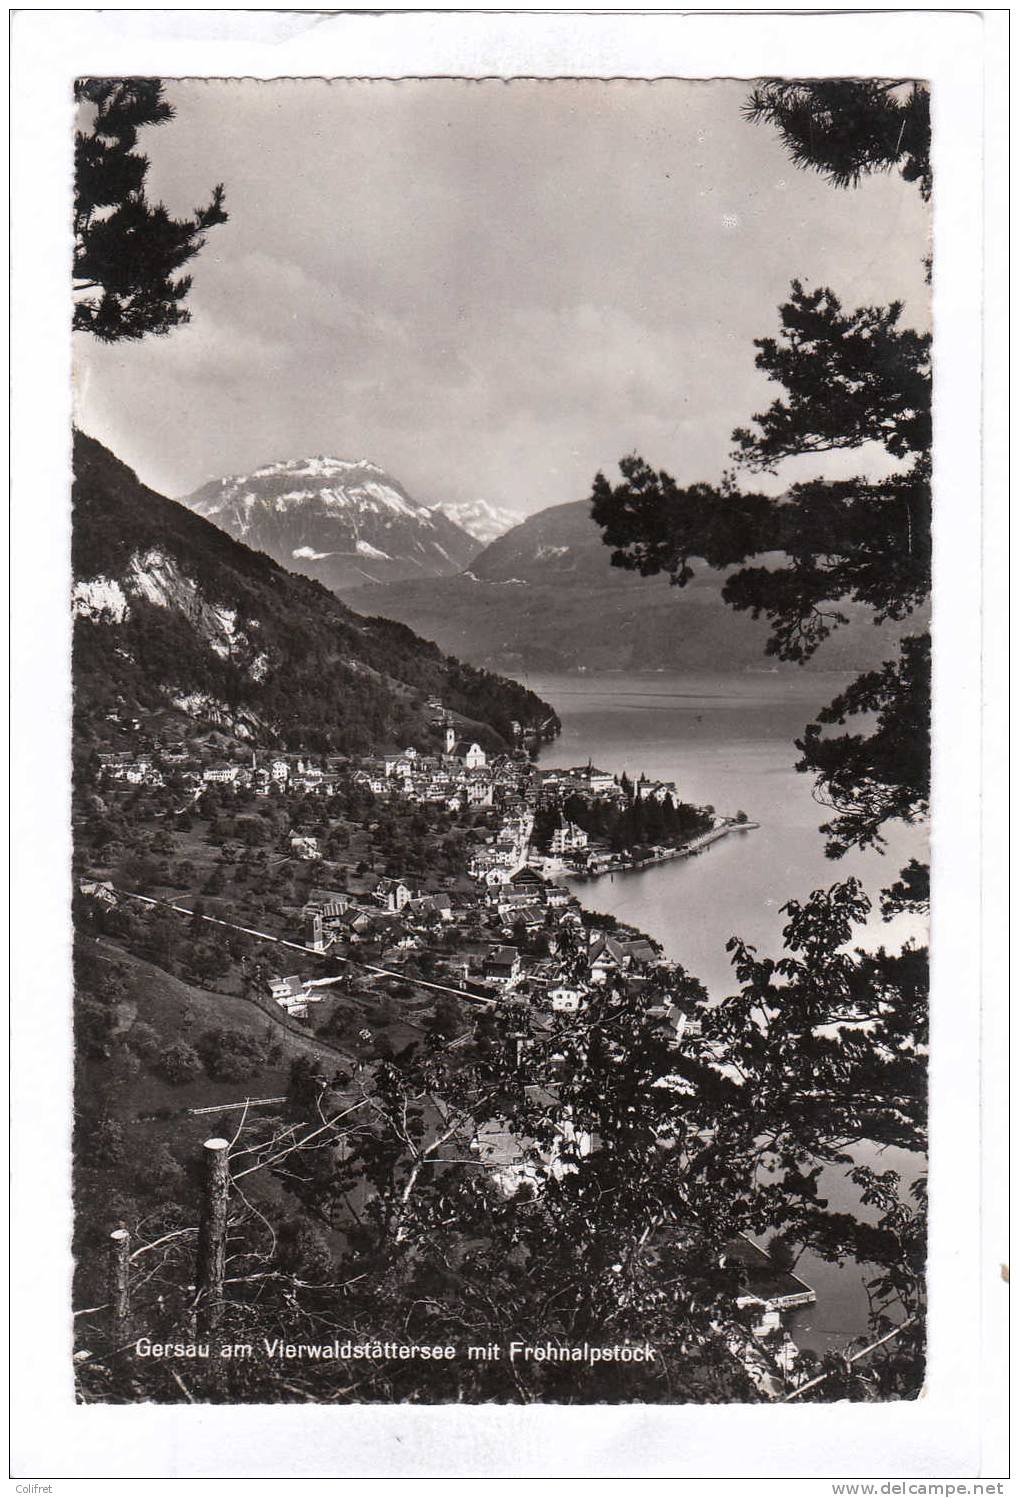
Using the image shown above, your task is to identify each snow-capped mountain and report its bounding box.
[429,499,519,546]
[183,456,479,594]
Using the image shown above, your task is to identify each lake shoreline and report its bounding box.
[563,820,761,881]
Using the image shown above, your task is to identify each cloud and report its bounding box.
[74,78,931,512]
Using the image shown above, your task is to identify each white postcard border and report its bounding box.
[9,6,1006,1482]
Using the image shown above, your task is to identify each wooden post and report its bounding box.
[196,1137,230,1333]
[108,1228,131,1346]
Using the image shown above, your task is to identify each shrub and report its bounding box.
[274,1217,333,1282]
[160,1040,204,1085]
[767,1234,797,1273]
[197,1026,267,1082]
[128,1020,162,1063]
[90,1116,127,1167]
[134,1143,186,1198]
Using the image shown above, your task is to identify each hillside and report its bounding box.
[341,499,926,674]
[183,456,480,593]
[72,432,557,756]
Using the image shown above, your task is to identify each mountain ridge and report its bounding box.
[340,498,927,674]
[73,431,557,756]
[183,455,480,594]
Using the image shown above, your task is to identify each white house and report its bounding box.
[588,936,626,984]
[550,819,588,856]
[79,878,117,907]
[268,974,321,1018]
[579,767,616,795]
[465,775,494,808]
[469,1106,594,1198]
[374,876,412,913]
[203,765,238,785]
[549,984,586,1014]
[453,738,487,770]
[637,778,678,804]
[306,912,327,952]
[482,945,521,984]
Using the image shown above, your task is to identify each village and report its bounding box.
[89,713,732,1031]
[81,709,813,1389]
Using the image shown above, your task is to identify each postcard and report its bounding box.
[10,7,1006,1483]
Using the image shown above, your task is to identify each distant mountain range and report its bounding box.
[177,456,923,676]
[429,499,520,545]
[183,456,479,594]
[73,433,556,756]
[339,498,926,675]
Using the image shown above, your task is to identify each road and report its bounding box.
[112,887,498,1008]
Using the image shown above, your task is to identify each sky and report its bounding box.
[74,78,931,514]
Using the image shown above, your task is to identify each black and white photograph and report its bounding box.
[10,6,1007,1482]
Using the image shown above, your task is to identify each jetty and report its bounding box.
[568,819,760,881]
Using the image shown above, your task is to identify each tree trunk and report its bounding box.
[196,1137,230,1333]
[108,1228,131,1346]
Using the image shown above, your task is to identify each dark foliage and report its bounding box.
[744,79,931,200]
[196,1027,271,1083]
[74,79,227,341]
[879,858,930,920]
[590,277,931,858]
[588,81,932,862]
[575,80,932,1401]
[160,1040,203,1086]
[532,789,712,856]
[74,880,925,1405]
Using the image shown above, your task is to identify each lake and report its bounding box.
[529,670,927,995]
[527,669,927,1356]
